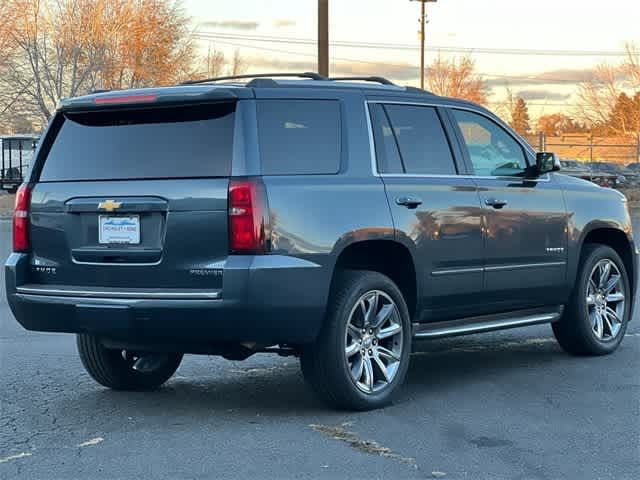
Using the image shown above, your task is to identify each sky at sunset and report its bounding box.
[183,0,639,116]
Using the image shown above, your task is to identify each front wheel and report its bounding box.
[553,244,630,356]
[77,334,183,390]
[301,270,412,410]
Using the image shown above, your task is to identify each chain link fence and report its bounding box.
[524,133,640,165]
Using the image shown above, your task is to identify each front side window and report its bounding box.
[451,109,527,177]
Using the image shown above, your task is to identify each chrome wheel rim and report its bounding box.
[344,290,403,394]
[586,259,626,341]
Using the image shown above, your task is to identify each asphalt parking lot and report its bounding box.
[1,216,639,480]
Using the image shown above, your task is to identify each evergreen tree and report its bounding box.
[510,97,531,135]
[606,92,640,136]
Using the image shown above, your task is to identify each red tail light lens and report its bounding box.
[228,178,268,254]
[94,94,158,105]
[13,184,31,252]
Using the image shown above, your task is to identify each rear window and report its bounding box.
[39,103,235,181]
[257,100,341,175]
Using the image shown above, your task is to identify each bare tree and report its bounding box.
[230,49,247,76]
[1,0,196,123]
[426,55,487,104]
[200,47,248,78]
[0,1,17,69]
[205,47,226,78]
[624,42,640,89]
[576,63,622,129]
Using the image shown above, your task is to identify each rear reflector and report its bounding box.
[94,94,158,105]
[228,178,268,254]
[13,184,31,252]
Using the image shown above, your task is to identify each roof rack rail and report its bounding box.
[329,76,396,85]
[180,72,327,86]
[405,86,435,95]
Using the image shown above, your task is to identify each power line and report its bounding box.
[198,35,594,107]
[487,101,593,107]
[193,30,635,57]
[194,37,589,84]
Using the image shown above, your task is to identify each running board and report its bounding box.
[412,306,564,339]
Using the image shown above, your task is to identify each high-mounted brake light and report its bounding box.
[228,178,269,254]
[13,184,31,252]
[94,94,158,105]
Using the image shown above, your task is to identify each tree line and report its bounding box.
[423,45,639,139]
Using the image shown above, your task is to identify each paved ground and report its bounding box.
[1,217,639,480]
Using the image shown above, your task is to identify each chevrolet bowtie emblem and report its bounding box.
[98,199,122,212]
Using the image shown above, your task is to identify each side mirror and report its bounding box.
[535,152,561,175]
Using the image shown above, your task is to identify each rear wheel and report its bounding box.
[553,244,630,356]
[301,270,411,410]
[77,334,183,390]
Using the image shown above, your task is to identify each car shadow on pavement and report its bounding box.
[68,335,572,418]
[403,336,567,394]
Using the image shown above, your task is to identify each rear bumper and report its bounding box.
[5,253,331,345]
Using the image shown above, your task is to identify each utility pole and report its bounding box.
[410,0,437,89]
[318,0,329,77]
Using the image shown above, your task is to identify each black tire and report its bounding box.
[77,334,183,390]
[301,270,412,410]
[553,244,630,356]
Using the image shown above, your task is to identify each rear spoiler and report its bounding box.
[58,86,252,112]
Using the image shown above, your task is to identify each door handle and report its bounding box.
[485,198,508,209]
[396,196,423,209]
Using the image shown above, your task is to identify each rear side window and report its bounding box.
[39,103,235,181]
[382,104,456,175]
[257,100,341,175]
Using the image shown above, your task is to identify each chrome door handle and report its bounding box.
[485,198,508,209]
[396,196,423,209]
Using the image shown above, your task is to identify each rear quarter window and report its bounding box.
[38,103,235,181]
[257,100,341,175]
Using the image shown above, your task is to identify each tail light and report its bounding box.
[94,93,158,105]
[228,178,269,254]
[13,184,31,252]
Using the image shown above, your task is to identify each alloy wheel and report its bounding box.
[586,259,626,341]
[344,290,404,394]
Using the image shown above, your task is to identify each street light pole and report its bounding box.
[410,0,437,90]
[318,0,329,77]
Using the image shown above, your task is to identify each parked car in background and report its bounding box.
[588,161,629,187]
[559,159,591,177]
[625,163,640,183]
[625,162,640,172]
[558,159,614,188]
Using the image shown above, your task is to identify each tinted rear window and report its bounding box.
[39,103,235,181]
[257,100,341,175]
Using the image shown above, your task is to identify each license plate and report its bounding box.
[99,215,140,244]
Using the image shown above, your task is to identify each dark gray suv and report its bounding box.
[6,73,637,410]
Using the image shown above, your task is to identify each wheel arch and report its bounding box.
[574,224,636,307]
[330,239,419,320]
